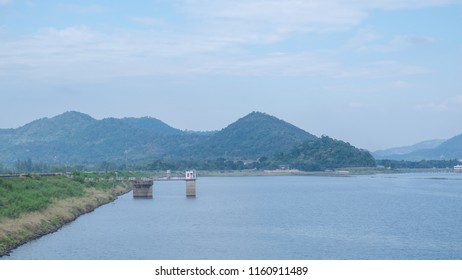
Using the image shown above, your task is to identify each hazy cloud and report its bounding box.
[1,26,425,82]
[389,80,410,89]
[415,95,462,112]
[344,28,383,50]
[180,0,366,35]
[36,26,99,43]
[0,0,461,150]
[58,4,107,14]
[370,35,436,52]
[130,16,166,27]
[179,0,462,36]
[361,0,462,10]
[0,25,259,80]
[188,52,339,77]
[335,60,429,79]
[348,102,367,109]
[0,0,454,81]
[0,23,434,84]
[346,29,436,52]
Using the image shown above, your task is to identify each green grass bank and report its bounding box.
[0,174,132,257]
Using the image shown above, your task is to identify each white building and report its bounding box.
[454,165,462,173]
[185,170,196,180]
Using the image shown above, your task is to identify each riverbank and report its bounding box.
[197,167,457,177]
[0,182,131,257]
[2,168,456,257]
[196,168,390,177]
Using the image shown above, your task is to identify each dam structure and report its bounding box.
[132,170,196,198]
[132,179,154,198]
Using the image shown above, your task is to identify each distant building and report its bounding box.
[454,165,462,173]
[185,170,196,180]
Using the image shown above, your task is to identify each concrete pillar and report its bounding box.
[186,179,196,197]
[133,180,153,198]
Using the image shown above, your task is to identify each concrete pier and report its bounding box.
[185,170,196,197]
[132,171,196,198]
[132,180,153,198]
[186,179,196,197]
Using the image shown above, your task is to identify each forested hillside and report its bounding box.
[0,111,377,171]
[0,111,210,165]
[276,136,376,171]
[181,112,317,159]
[372,134,462,160]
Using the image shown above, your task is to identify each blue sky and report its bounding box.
[1,0,461,151]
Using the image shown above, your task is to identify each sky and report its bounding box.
[1,0,461,151]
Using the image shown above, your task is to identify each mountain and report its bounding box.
[373,133,462,161]
[2,111,95,145]
[373,139,445,160]
[404,134,462,160]
[0,111,210,165]
[118,117,182,135]
[279,136,376,171]
[436,134,462,158]
[182,112,317,159]
[0,111,376,169]
[0,111,97,164]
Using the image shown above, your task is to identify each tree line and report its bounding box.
[376,159,460,169]
[4,150,460,174]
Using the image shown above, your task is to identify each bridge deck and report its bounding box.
[154,177,195,181]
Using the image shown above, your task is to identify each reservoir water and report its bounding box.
[2,173,462,260]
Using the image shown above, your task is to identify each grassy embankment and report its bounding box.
[0,173,132,256]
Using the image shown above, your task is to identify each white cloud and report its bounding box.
[187,52,338,77]
[0,0,458,82]
[130,16,165,27]
[0,23,434,84]
[368,35,436,52]
[178,0,462,38]
[345,28,436,52]
[181,0,367,35]
[58,4,107,14]
[389,80,410,88]
[348,102,367,108]
[0,25,256,80]
[335,60,429,79]
[36,26,98,43]
[415,95,462,112]
[358,0,462,10]
[344,28,383,50]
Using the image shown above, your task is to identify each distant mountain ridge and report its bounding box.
[373,139,445,159]
[0,111,321,165]
[7,111,96,144]
[409,134,462,160]
[373,135,462,160]
[281,136,376,171]
[183,112,317,159]
[2,111,459,167]
[0,111,208,165]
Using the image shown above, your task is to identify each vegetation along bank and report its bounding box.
[0,173,132,257]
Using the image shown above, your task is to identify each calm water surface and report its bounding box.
[3,173,462,259]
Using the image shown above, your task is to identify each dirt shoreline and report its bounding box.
[0,184,132,257]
